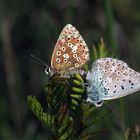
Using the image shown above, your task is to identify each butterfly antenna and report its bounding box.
[30,54,49,69]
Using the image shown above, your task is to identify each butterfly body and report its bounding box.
[86,58,140,107]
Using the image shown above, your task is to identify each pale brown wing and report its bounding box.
[51,24,89,72]
[91,58,140,100]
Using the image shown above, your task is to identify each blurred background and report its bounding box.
[0,0,140,139]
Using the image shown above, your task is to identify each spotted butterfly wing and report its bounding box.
[86,58,140,106]
[51,24,89,74]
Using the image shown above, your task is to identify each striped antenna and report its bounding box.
[30,54,49,69]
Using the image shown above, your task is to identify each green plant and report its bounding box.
[27,38,112,140]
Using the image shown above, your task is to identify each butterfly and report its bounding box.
[45,24,89,77]
[86,58,140,107]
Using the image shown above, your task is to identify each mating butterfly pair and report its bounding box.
[48,24,140,107]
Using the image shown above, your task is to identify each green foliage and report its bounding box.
[93,38,115,61]
[27,38,112,139]
[71,73,112,139]
[27,96,54,127]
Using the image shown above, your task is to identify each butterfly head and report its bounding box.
[30,54,52,75]
[86,90,104,107]
[45,67,54,76]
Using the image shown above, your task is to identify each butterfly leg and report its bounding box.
[103,102,113,111]
[84,82,88,88]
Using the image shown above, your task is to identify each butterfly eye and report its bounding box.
[73,54,77,58]
[70,26,75,31]
[72,50,77,53]
[62,47,66,51]
[99,78,102,81]
[121,85,124,90]
[56,51,61,56]
[106,61,109,65]
[68,43,72,47]
[122,66,125,69]
[82,60,86,64]
[75,63,79,67]
[63,59,67,63]
[96,101,103,107]
[104,91,108,95]
[71,45,75,49]
[77,57,81,62]
[77,39,80,42]
[56,58,61,63]
[118,64,121,67]
[82,55,86,58]
[117,78,120,81]
[72,37,76,40]
[129,72,134,76]
[66,26,70,30]
[67,61,71,65]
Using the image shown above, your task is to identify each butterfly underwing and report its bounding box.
[47,24,89,77]
[86,58,140,107]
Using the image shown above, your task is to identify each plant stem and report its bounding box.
[119,98,127,140]
[63,0,74,25]
[102,0,118,50]
[1,16,22,137]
